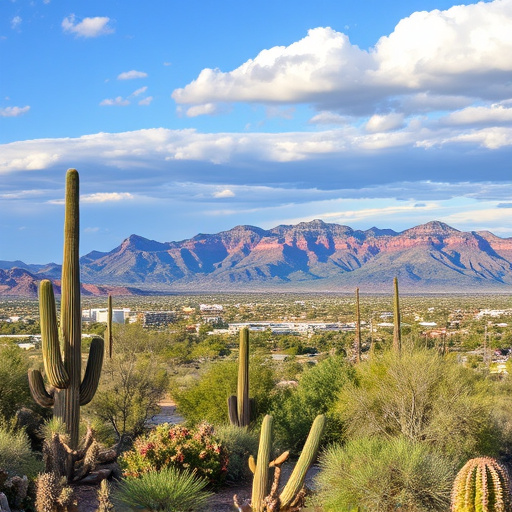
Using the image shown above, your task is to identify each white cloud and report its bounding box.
[117,70,148,80]
[62,14,114,38]
[309,111,350,125]
[131,86,148,97]
[0,106,30,117]
[365,113,405,133]
[185,103,221,117]
[443,104,512,126]
[138,96,153,106]
[100,96,130,106]
[48,192,134,205]
[172,1,512,116]
[11,16,22,29]
[213,189,235,198]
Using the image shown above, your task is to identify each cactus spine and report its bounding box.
[228,327,251,427]
[251,415,273,512]
[393,277,401,353]
[355,287,361,363]
[28,169,104,448]
[451,457,512,512]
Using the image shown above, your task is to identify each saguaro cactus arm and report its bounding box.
[39,280,69,389]
[279,414,326,509]
[28,369,55,407]
[228,327,252,427]
[393,277,401,352]
[252,415,273,512]
[79,337,105,405]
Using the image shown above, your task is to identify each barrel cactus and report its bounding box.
[451,456,512,512]
[28,169,104,448]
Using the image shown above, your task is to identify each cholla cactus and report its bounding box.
[97,479,114,512]
[451,456,512,512]
[35,472,75,512]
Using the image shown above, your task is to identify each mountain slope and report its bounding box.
[2,220,512,294]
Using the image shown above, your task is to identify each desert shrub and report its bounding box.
[0,345,32,421]
[337,348,504,462]
[0,426,42,478]
[87,350,168,441]
[272,355,355,451]
[213,424,259,482]
[171,356,277,426]
[114,466,211,512]
[314,436,456,512]
[120,422,228,487]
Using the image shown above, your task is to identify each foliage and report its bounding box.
[272,355,355,451]
[337,348,505,462]
[171,356,277,426]
[119,422,229,487]
[114,466,212,512]
[0,345,32,421]
[214,424,259,482]
[0,425,42,478]
[314,436,456,512]
[88,351,168,441]
[451,457,512,512]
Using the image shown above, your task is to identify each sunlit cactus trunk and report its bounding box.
[54,168,82,447]
[228,327,251,427]
[393,277,401,353]
[355,287,361,363]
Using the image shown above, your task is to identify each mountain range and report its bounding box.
[2,220,512,296]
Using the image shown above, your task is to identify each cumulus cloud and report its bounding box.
[62,14,114,38]
[117,70,148,80]
[213,189,235,198]
[100,96,130,106]
[172,0,512,116]
[443,104,512,126]
[185,103,222,117]
[0,106,30,117]
[365,113,405,133]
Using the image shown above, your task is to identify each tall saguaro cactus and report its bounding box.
[354,287,361,363]
[28,169,104,448]
[393,277,401,353]
[106,294,113,358]
[228,327,251,427]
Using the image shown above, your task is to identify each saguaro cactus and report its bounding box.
[393,277,401,353]
[451,456,512,512]
[235,414,325,511]
[106,294,113,358]
[354,287,361,363]
[28,169,104,448]
[228,327,252,427]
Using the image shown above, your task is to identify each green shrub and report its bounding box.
[213,424,259,482]
[272,355,355,451]
[315,437,456,512]
[337,349,503,462]
[171,356,277,426]
[0,426,42,478]
[114,466,212,512]
[0,345,32,421]
[120,422,228,487]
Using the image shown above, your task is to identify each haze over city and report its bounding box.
[2,0,512,263]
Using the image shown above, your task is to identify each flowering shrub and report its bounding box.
[120,422,229,487]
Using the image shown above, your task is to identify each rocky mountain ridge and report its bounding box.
[2,220,512,295]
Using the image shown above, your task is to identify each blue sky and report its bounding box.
[1,0,512,263]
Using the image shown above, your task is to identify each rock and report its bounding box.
[77,469,112,486]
